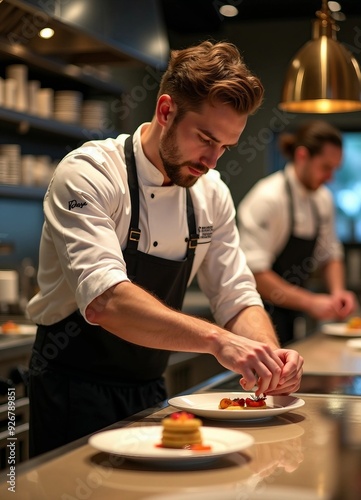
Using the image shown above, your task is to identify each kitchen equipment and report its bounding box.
[0,270,19,312]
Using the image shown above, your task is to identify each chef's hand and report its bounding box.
[263,348,304,395]
[306,292,357,321]
[214,333,285,396]
[306,294,347,320]
[331,290,358,320]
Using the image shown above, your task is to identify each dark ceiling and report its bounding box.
[160,0,361,34]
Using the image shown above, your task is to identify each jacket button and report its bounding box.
[153,241,158,247]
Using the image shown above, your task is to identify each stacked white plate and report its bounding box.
[5,64,28,113]
[37,87,54,119]
[0,77,4,106]
[3,78,17,109]
[0,156,7,184]
[0,144,21,185]
[54,90,83,124]
[81,100,107,129]
[27,80,41,116]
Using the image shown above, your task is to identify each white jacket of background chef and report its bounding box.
[27,124,263,326]
[237,164,344,273]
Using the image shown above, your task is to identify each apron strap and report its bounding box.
[186,188,198,257]
[124,135,198,256]
[124,135,141,250]
[284,172,320,235]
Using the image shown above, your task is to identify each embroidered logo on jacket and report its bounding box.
[198,225,213,239]
[68,200,88,211]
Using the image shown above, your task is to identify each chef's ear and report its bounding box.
[156,94,176,126]
[294,146,310,162]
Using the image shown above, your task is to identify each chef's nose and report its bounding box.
[200,150,221,170]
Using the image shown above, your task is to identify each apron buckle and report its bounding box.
[129,229,141,241]
[188,236,198,249]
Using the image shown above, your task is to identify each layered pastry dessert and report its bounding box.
[161,411,203,449]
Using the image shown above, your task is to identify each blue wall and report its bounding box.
[0,197,43,270]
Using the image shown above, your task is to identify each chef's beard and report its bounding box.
[159,123,208,188]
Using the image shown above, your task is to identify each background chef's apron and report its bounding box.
[28,135,199,456]
[264,174,319,346]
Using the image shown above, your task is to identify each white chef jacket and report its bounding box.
[237,164,344,273]
[27,123,263,326]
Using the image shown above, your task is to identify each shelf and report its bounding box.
[0,107,118,141]
[0,37,124,96]
[0,3,124,202]
[0,184,46,200]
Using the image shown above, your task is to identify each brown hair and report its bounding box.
[279,120,342,160]
[158,40,264,121]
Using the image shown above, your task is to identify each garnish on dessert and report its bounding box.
[347,316,361,330]
[219,394,267,409]
[158,411,212,450]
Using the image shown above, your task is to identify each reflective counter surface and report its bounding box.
[0,332,360,499]
[212,370,361,397]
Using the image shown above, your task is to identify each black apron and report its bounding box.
[264,174,319,346]
[29,135,198,456]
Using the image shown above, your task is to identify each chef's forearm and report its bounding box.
[85,280,222,354]
[225,305,280,349]
[254,270,314,312]
[322,259,345,293]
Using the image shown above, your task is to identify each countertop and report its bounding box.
[1,330,361,499]
[290,330,361,375]
[0,316,35,362]
[2,394,358,500]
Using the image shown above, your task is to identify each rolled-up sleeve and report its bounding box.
[196,184,263,327]
[43,151,130,319]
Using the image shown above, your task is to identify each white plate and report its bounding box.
[88,425,254,465]
[0,324,36,335]
[346,338,361,350]
[145,486,320,500]
[321,322,361,337]
[168,392,305,421]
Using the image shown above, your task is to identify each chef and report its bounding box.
[237,120,357,345]
[27,40,303,457]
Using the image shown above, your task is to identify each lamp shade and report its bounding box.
[279,8,361,113]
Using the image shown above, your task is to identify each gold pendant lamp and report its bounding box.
[279,0,361,113]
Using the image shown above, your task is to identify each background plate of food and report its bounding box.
[321,317,361,337]
[0,321,36,335]
[346,338,361,350]
[168,392,305,421]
